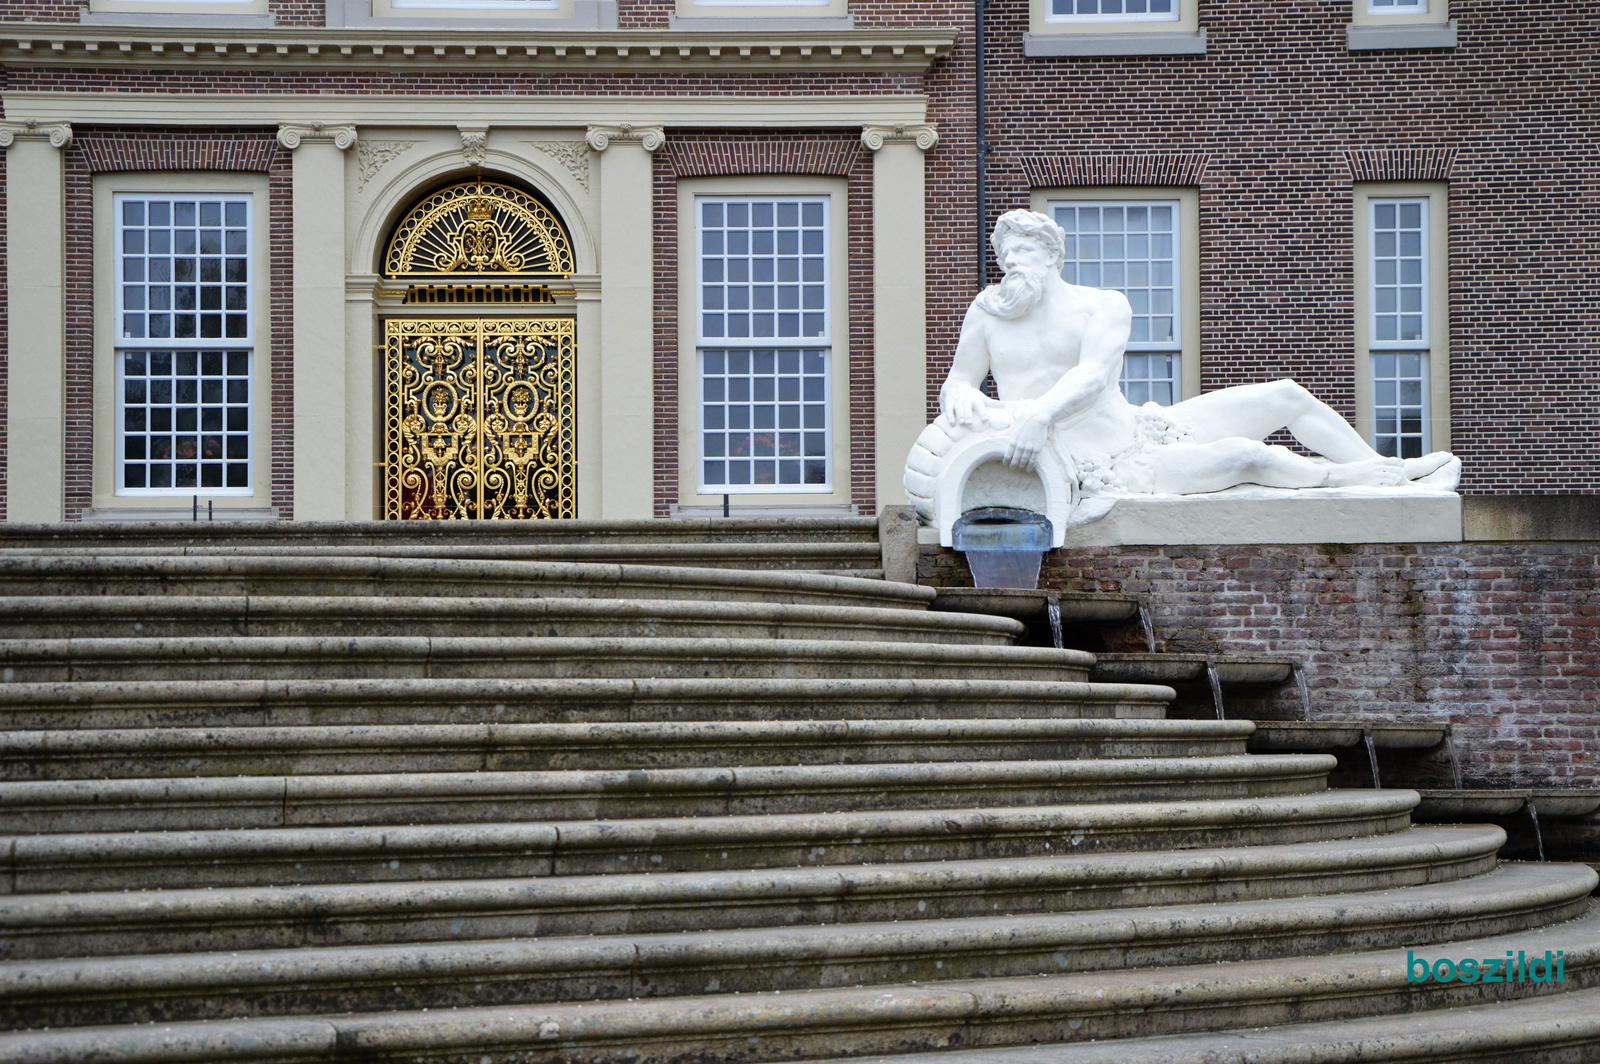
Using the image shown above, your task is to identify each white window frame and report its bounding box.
[1350,0,1446,25]
[1035,187,1200,406]
[1032,0,1194,36]
[1045,0,1177,24]
[88,0,267,16]
[1354,182,1449,456]
[677,177,851,507]
[93,173,272,512]
[676,0,845,21]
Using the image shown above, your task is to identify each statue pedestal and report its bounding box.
[918,486,1462,547]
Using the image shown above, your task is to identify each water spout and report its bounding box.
[1294,666,1312,722]
[1363,732,1382,789]
[1046,595,1064,650]
[952,508,1052,590]
[1205,664,1225,721]
[1445,730,1463,791]
[1138,604,1156,654]
[1527,799,1547,862]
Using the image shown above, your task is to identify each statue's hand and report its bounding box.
[941,383,989,430]
[1004,403,1051,471]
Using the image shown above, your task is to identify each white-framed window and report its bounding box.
[1368,0,1427,10]
[1049,198,1183,407]
[696,196,832,493]
[1355,184,1448,458]
[114,193,254,494]
[1047,0,1175,21]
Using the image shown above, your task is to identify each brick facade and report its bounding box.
[921,540,1600,788]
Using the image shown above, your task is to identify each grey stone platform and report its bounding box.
[2,518,1597,1063]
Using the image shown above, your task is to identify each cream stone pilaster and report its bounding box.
[1,121,71,522]
[277,123,356,520]
[586,124,662,519]
[862,123,936,513]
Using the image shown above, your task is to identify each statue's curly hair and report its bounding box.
[990,209,1067,270]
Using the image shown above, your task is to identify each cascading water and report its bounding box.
[1046,595,1064,650]
[1294,667,1312,722]
[1364,732,1382,789]
[1445,731,1464,790]
[1205,664,1225,721]
[1138,604,1156,654]
[951,508,1053,590]
[1528,799,1547,862]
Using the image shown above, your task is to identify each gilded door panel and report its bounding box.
[384,317,576,520]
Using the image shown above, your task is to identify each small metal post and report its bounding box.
[192,496,198,521]
[723,494,730,518]
[208,500,213,521]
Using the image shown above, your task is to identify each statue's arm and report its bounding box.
[938,304,993,428]
[1003,291,1131,469]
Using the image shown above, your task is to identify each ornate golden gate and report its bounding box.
[380,180,577,520]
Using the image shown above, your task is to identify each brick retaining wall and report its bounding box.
[920,540,1600,788]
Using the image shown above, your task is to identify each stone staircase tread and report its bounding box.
[5,863,1591,1026]
[0,717,1256,778]
[0,826,1507,954]
[1,790,1423,890]
[0,755,1340,832]
[6,899,1598,1063]
[0,594,1023,643]
[791,984,1600,1063]
[0,676,1177,729]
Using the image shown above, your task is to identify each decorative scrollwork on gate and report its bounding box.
[384,317,576,520]
[383,181,575,279]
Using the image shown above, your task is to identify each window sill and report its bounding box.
[1024,28,1205,57]
[80,10,275,26]
[668,14,853,29]
[1346,20,1456,50]
[326,0,616,29]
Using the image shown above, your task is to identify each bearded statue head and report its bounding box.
[975,209,1068,320]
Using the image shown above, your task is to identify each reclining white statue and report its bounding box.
[904,209,1460,543]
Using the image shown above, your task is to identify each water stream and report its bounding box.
[1046,595,1064,651]
[1294,667,1311,722]
[1364,732,1382,789]
[1445,731,1464,790]
[1528,799,1547,862]
[1205,664,1225,721]
[1138,604,1156,655]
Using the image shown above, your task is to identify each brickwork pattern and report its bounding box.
[59,130,292,520]
[921,540,1600,787]
[1018,153,1207,190]
[651,132,873,517]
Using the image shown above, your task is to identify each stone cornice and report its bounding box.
[860,122,938,151]
[585,124,665,152]
[0,119,72,148]
[276,122,358,150]
[0,26,957,72]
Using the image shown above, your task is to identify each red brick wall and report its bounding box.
[921,540,1600,787]
[59,130,292,520]
[652,132,874,516]
[924,0,1600,492]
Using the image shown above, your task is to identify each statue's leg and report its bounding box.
[1169,380,1378,463]
[1142,438,1403,494]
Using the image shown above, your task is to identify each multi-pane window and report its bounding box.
[697,197,831,492]
[1049,0,1173,17]
[1369,198,1429,458]
[115,194,253,494]
[1052,200,1181,406]
[1368,0,1426,10]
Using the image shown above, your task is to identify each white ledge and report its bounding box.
[1024,28,1205,57]
[0,25,955,71]
[1346,20,1457,51]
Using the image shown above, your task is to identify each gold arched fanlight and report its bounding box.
[384,180,574,279]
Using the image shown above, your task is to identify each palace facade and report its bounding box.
[0,0,1594,524]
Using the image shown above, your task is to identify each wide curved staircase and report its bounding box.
[3,518,1600,1063]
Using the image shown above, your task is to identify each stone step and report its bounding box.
[4,863,1587,1031]
[0,718,1252,781]
[1414,789,1600,820]
[0,555,922,607]
[0,516,884,550]
[0,595,1022,644]
[0,636,1094,684]
[0,541,887,572]
[1248,720,1451,752]
[0,754,1335,833]
[0,676,1172,730]
[0,826,1505,959]
[1,790,1420,891]
[792,985,1600,1063]
[5,887,1596,1063]
[1091,653,1298,689]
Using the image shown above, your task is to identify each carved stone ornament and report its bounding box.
[860,123,939,152]
[530,141,592,193]
[458,124,490,167]
[584,124,666,153]
[0,120,73,149]
[276,123,358,151]
[357,141,417,192]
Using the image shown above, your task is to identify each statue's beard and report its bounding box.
[974,263,1048,320]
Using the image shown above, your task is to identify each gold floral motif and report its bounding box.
[384,317,576,520]
[384,181,574,280]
